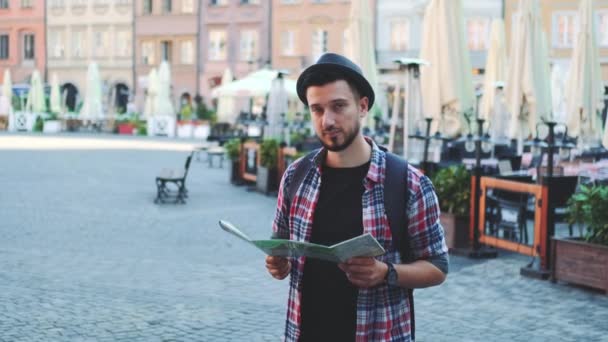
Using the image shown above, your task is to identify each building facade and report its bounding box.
[376,0,503,83]
[199,0,271,102]
[0,0,46,84]
[135,0,200,111]
[505,0,608,82]
[271,0,355,78]
[46,0,134,112]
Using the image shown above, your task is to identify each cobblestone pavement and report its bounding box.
[0,134,607,342]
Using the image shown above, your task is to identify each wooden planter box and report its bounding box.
[256,166,278,195]
[440,212,470,250]
[552,237,608,294]
[229,160,243,185]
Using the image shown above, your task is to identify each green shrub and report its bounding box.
[224,138,241,161]
[431,165,471,216]
[567,185,608,246]
[260,139,279,169]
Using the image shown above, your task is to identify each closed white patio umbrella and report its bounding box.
[479,19,507,125]
[419,0,475,137]
[0,69,12,117]
[505,0,552,150]
[80,62,104,120]
[551,64,567,125]
[565,0,605,147]
[25,70,46,113]
[265,73,289,140]
[50,73,62,114]
[155,61,175,117]
[345,0,380,128]
[216,68,236,123]
[143,68,158,119]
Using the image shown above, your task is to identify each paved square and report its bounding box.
[0,134,607,341]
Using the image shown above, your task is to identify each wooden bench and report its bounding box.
[154,152,194,204]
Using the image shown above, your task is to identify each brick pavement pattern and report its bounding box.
[0,134,607,342]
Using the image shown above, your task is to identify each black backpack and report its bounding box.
[284,147,416,340]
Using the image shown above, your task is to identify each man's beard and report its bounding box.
[318,121,360,152]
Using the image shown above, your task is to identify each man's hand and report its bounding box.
[338,257,388,288]
[265,256,291,280]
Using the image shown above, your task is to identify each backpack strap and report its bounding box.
[285,150,317,208]
[383,150,415,342]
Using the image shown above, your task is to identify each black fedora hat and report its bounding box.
[296,53,375,108]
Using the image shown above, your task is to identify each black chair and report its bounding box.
[154,152,194,204]
[526,175,578,236]
[485,175,534,243]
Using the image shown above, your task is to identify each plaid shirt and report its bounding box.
[272,138,448,342]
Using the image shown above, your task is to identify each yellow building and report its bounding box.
[271,0,366,77]
[505,0,608,82]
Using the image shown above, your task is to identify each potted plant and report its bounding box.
[552,185,608,293]
[193,95,215,140]
[43,111,61,133]
[256,138,279,195]
[116,113,137,135]
[177,104,194,138]
[431,165,471,250]
[224,138,243,185]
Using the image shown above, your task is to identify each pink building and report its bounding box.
[135,0,200,112]
[199,0,271,103]
[0,0,46,84]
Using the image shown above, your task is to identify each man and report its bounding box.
[266,53,448,342]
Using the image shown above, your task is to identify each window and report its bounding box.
[598,11,608,47]
[49,29,65,58]
[240,0,259,4]
[281,30,295,56]
[208,30,226,61]
[180,40,194,64]
[0,35,8,59]
[390,18,409,51]
[94,0,110,5]
[142,41,155,65]
[281,0,299,4]
[72,0,87,6]
[93,31,110,57]
[23,34,35,60]
[71,30,84,57]
[21,0,33,8]
[162,0,171,13]
[49,0,65,8]
[312,29,328,62]
[0,0,9,8]
[115,0,131,5]
[552,12,579,48]
[210,0,227,6]
[182,0,194,13]
[240,29,258,61]
[161,40,172,61]
[116,31,131,57]
[143,0,152,14]
[467,18,489,51]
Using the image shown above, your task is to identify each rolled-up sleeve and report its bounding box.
[407,170,449,262]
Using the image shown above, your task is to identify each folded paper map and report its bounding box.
[218,220,385,263]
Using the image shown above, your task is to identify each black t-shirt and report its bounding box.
[299,161,370,342]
